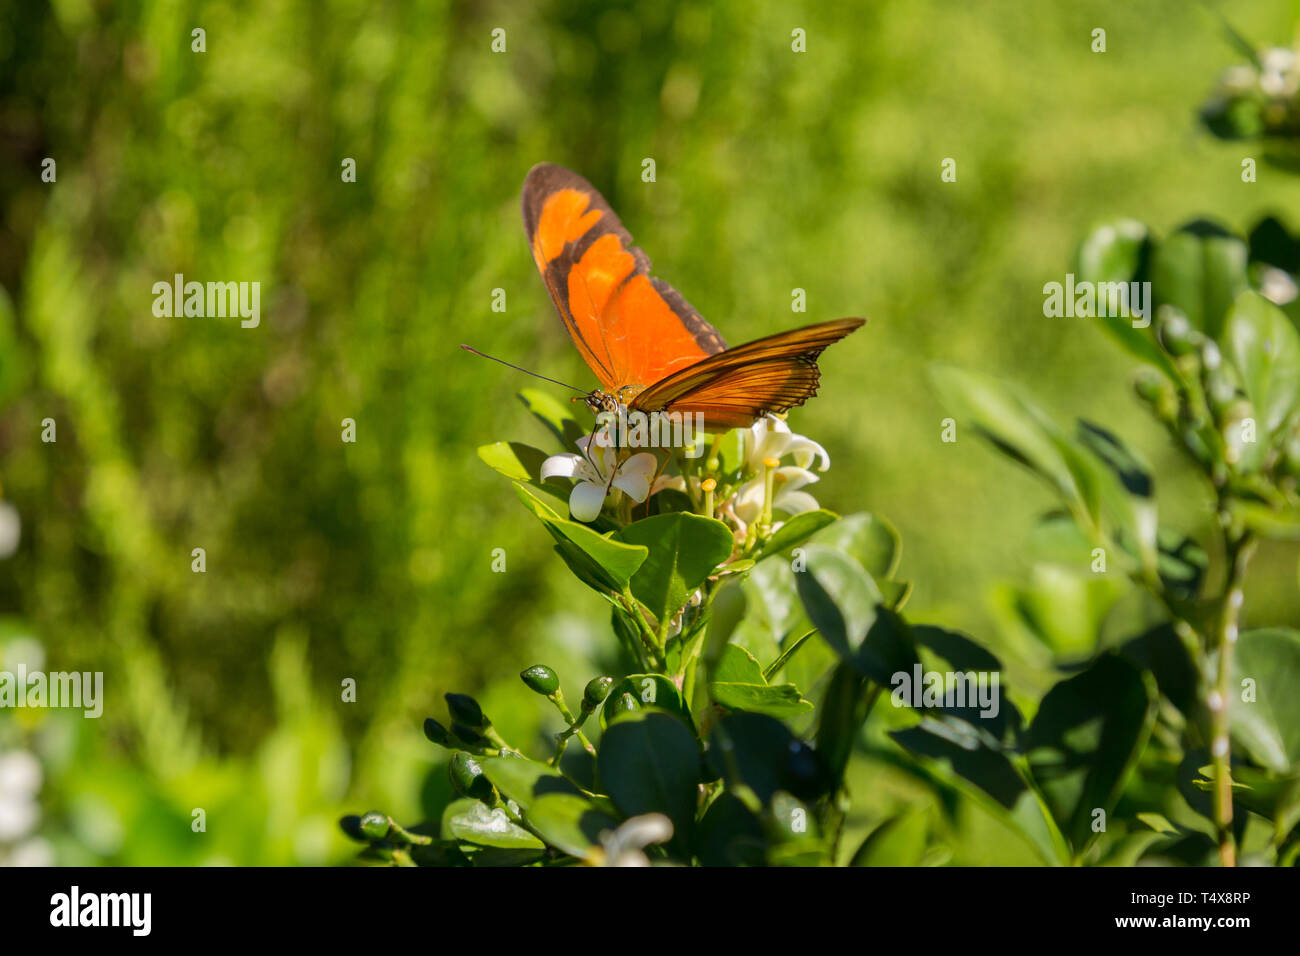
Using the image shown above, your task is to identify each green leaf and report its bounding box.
[815,662,871,787]
[477,755,583,810]
[1151,222,1249,340]
[1024,653,1158,852]
[518,387,585,448]
[850,810,929,866]
[1075,219,1179,380]
[598,710,701,849]
[1074,420,1159,576]
[476,441,549,483]
[755,509,839,562]
[710,647,813,719]
[1231,628,1300,773]
[599,674,693,731]
[514,484,648,592]
[1224,291,1300,433]
[793,544,881,667]
[709,712,830,805]
[524,793,619,859]
[440,798,545,849]
[811,511,901,579]
[616,513,734,626]
[930,365,1088,515]
[694,792,765,865]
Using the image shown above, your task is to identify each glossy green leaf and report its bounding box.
[616,513,734,626]
[755,509,839,562]
[1151,223,1249,340]
[1024,653,1157,852]
[524,793,618,859]
[710,646,812,718]
[440,798,544,849]
[477,755,583,811]
[598,710,701,848]
[931,364,1087,513]
[518,387,585,448]
[793,544,881,667]
[811,511,901,579]
[850,809,928,866]
[1231,628,1300,773]
[1224,291,1300,433]
[476,441,549,483]
[1075,219,1179,380]
[709,711,830,804]
[513,484,648,592]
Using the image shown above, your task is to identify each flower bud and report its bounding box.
[359,811,390,840]
[584,676,614,707]
[450,722,486,746]
[520,665,560,696]
[609,692,640,717]
[1157,307,1197,357]
[1132,369,1164,405]
[449,751,496,803]
[445,693,488,729]
[423,717,451,746]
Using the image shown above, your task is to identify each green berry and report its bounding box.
[423,718,450,746]
[520,665,560,696]
[609,692,639,716]
[584,676,614,707]
[445,693,488,729]
[450,722,486,746]
[449,751,496,803]
[359,811,390,840]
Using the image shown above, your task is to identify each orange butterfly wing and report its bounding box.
[631,318,866,431]
[521,163,725,392]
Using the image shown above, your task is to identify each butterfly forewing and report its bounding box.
[521,164,725,392]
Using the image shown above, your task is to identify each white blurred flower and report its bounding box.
[0,502,20,560]
[596,813,674,866]
[541,434,658,522]
[6,837,54,867]
[1259,46,1298,97]
[0,751,42,843]
[1258,265,1299,306]
[743,416,830,474]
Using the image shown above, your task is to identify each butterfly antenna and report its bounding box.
[460,344,588,395]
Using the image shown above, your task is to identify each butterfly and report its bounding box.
[520,163,864,433]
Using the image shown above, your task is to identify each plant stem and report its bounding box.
[1209,526,1255,868]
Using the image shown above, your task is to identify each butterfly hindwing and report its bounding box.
[521,163,726,391]
[630,318,866,431]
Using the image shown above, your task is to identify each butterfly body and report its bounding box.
[522,163,864,433]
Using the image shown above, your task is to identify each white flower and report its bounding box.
[541,434,658,522]
[733,465,821,525]
[0,502,20,560]
[0,750,41,843]
[743,416,830,474]
[596,813,674,866]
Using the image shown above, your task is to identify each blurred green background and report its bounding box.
[1,0,1298,864]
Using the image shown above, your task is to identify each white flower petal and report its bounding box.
[732,478,765,523]
[787,435,830,471]
[569,481,608,522]
[774,466,819,493]
[541,454,584,481]
[773,489,820,515]
[620,452,659,479]
[612,471,651,503]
